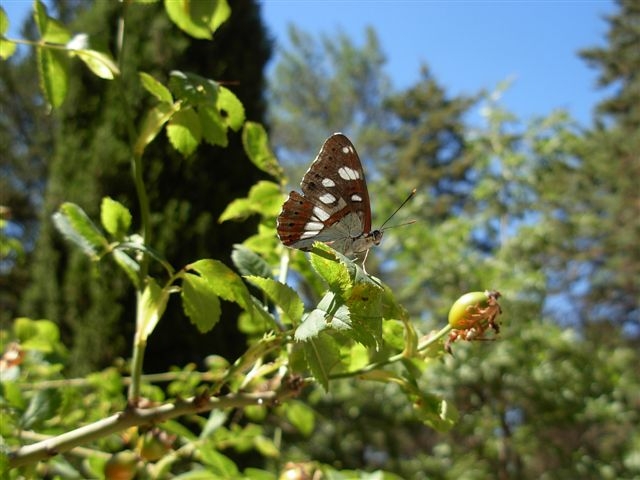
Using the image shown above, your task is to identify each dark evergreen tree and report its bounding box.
[20,0,272,373]
[381,65,478,218]
[575,0,640,333]
[580,0,640,130]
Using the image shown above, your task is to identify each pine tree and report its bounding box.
[580,0,640,130]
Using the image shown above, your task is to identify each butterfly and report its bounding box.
[276,133,384,257]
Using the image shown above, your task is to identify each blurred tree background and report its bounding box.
[2,0,638,478]
[267,0,639,478]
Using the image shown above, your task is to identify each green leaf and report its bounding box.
[181,272,221,333]
[14,318,60,353]
[242,469,275,480]
[172,471,218,480]
[218,197,252,223]
[245,276,304,325]
[381,283,410,322]
[1,380,25,410]
[0,38,17,60]
[186,259,254,313]
[303,335,341,391]
[167,108,201,156]
[21,389,61,430]
[309,243,353,297]
[200,410,228,439]
[34,0,71,43]
[217,85,245,131]
[249,181,284,216]
[231,245,272,278]
[283,400,315,437]
[219,181,282,222]
[164,0,230,40]
[198,445,239,476]
[137,278,169,340]
[101,197,132,238]
[209,0,231,33]
[52,202,108,259]
[135,102,177,156]
[242,122,284,181]
[169,70,218,107]
[72,49,119,79]
[37,47,68,108]
[199,105,227,146]
[410,391,459,432]
[0,7,9,35]
[347,282,384,348]
[295,292,351,341]
[139,72,173,103]
[112,249,141,289]
[254,435,279,458]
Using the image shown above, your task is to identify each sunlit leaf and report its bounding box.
[309,243,353,298]
[0,38,17,60]
[0,7,9,35]
[242,122,284,181]
[73,49,119,79]
[52,203,108,259]
[199,105,227,146]
[34,0,71,43]
[186,259,253,313]
[101,197,132,238]
[181,272,221,333]
[217,85,244,131]
[14,318,61,353]
[37,47,68,108]
[137,278,169,340]
[219,181,282,222]
[245,276,304,325]
[135,102,177,156]
[140,72,173,103]
[167,108,201,156]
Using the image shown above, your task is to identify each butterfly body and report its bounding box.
[277,133,382,257]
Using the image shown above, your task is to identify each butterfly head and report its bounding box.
[348,228,383,256]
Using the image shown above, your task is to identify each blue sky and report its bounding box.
[4,1,616,125]
[261,1,616,126]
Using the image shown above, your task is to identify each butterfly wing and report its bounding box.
[276,133,372,255]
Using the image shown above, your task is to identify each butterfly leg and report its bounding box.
[361,248,371,275]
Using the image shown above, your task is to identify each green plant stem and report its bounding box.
[110,3,153,403]
[128,316,146,402]
[329,324,453,380]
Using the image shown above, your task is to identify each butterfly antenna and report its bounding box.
[379,188,417,229]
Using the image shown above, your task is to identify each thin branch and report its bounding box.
[9,387,298,469]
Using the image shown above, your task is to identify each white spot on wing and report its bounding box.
[319,193,337,204]
[313,206,330,221]
[351,194,363,202]
[338,166,360,181]
[342,146,353,154]
[304,221,324,231]
[322,178,336,188]
[300,230,319,240]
